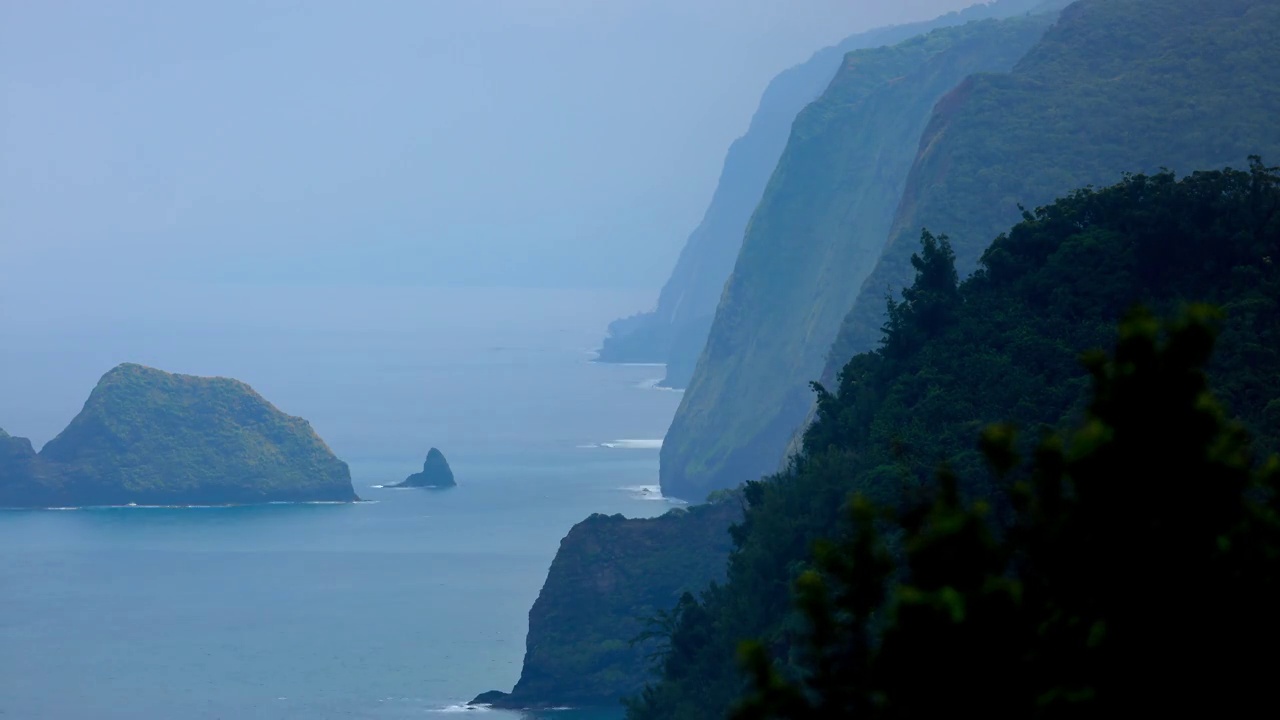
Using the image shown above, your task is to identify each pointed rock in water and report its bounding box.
[0,363,358,507]
[392,447,455,488]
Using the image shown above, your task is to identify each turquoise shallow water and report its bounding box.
[0,287,684,719]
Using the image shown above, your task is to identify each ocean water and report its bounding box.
[0,286,684,719]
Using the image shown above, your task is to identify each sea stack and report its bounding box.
[393,448,456,488]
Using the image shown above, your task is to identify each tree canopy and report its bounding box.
[626,160,1280,720]
[733,306,1280,718]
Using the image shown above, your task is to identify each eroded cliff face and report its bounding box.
[597,0,1051,390]
[0,363,356,507]
[825,0,1280,379]
[478,500,740,709]
[659,13,1059,502]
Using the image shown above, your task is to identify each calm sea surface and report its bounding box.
[0,286,684,719]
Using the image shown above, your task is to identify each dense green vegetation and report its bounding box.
[733,307,1280,718]
[595,0,1055,388]
[477,500,741,708]
[0,363,356,506]
[829,0,1280,372]
[661,11,1060,502]
[626,163,1280,719]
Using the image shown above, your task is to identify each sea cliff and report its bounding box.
[597,0,1052,390]
[474,499,740,709]
[660,11,1059,502]
[828,0,1280,374]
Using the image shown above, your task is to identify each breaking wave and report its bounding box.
[621,484,688,504]
[436,702,490,712]
[600,438,663,450]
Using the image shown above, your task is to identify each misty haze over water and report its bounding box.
[1,0,969,296]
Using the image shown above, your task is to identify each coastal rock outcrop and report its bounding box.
[390,448,455,488]
[471,498,741,709]
[0,363,358,507]
[0,428,59,505]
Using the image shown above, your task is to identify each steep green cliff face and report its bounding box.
[477,500,740,709]
[826,0,1280,378]
[659,14,1058,502]
[627,163,1280,720]
[596,0,1052,389]
[0,363,356,506]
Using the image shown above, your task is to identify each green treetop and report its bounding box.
[733,307,1280,718]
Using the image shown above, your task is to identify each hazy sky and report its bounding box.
[2,0,974,298]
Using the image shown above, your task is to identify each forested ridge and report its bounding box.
[626,162,1280,719]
